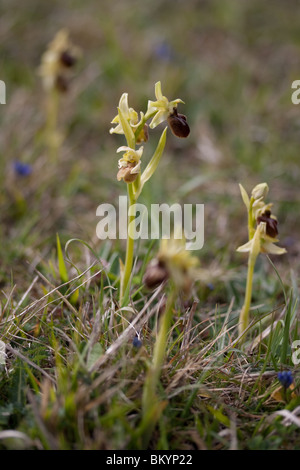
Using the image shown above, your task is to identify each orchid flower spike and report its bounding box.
[38,29,80,92]
[238,182,286,255]
[144,235,199,294]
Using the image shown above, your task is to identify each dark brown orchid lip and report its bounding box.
[60,50,77,68]
[257,210,278,238]
[143,259,169,289]
[167,107,190,138]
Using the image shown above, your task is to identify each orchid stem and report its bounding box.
[141,286,177,448]
[120,182,136,304]
[46,88,60,163]
[248,197,255,240]
[238,250,258,341]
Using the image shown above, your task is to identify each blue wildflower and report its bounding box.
[13,161,32,177]
[154,42,174,62]
[277,371,293,389]
[132,335,142,349]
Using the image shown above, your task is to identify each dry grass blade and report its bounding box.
[271,407,300,428]
[5,343,56,384]
[90,284,164,371]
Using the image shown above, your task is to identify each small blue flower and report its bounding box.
[277,371,293,389]
[13,161,32,177]
[132,335,142,349]
[154,42,174,62]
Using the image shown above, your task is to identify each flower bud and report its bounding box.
[132,335,142,348]
[277,371,293,389]
[167,108,190,138]
[251,183,269,201]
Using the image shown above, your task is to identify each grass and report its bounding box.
[0,0,300,450]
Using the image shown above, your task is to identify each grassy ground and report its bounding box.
[0,0,300,450]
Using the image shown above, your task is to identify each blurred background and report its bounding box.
[0,0,299,300]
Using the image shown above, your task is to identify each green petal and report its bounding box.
[138,127,167,196]
[239,183,250,210]
[155,81,163,100]
[149,110,168,129]
[117,106,135,148]
[236,240,252,252]
[263,242,287,255]
[119,93,129,114]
